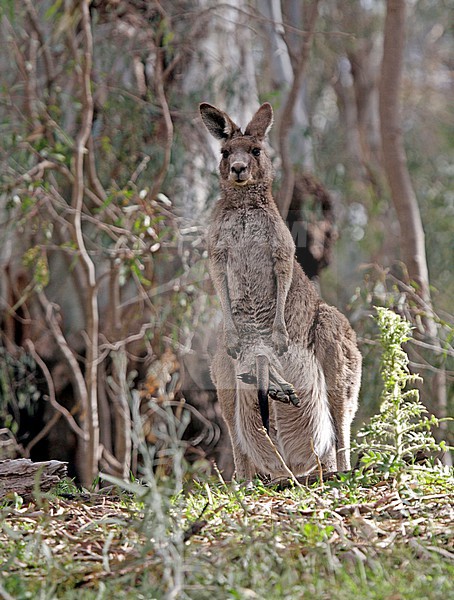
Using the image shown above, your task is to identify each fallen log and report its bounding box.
[0,458,68,501]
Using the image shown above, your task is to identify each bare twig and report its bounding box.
[37,291,87,420]
[190,3,352,39]
[86,136,108,203]
[149,45,174,202]
[19,159,72,183]
[24,0,55,88]
[310,437,324,490]
[23,412,61,457]
[98,322,155,363]
[261,426,302,488]
[24,339,86,440]
[3,17,40,129]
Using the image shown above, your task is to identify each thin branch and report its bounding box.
[98,322,155,360]
[19,159,73,183]
[86,136,108,202]
[261,426,302,488]
[3,17,40,129]
[24,0,55,88]
[149,46,174,202]
[24,339,87,441]
[180,4,352,39]
[23,412,61,457]
[37,291,87,415]
[410,338,454,358]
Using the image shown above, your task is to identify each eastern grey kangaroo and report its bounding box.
[200,101,361,481]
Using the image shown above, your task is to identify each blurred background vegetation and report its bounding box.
[0,0,452,486]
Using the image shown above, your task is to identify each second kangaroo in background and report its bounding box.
[200,101,361,481]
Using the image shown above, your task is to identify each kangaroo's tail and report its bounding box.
[256,354,270,431]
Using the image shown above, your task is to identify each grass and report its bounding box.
[0,467,452,600]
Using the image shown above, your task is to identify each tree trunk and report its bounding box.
[379,0,449,463]
[380,0,430,303]
[71,2,100,487]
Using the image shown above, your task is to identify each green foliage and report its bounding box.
[355,307,449,484]
[22,245,50,291]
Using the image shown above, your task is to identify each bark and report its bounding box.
[331,8,383,196]
[379,0,449,461]
[349,40,381,169]
[0,459,67,501]
[332,58,367,185]
[181,0,260,218]
[149,44,174,203]
[109,348,132,480]
[379,0,430,303]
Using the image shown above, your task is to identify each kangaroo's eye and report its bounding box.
[222,150,230,159]
[252,147,261,157]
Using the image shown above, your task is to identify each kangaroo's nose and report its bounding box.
[231,162,247,175]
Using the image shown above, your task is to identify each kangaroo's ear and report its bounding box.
[244,103,274,139]
[199,103,240,140]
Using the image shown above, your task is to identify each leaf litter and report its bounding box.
[0,472,452,595]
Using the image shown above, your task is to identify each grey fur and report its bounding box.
[200,102,362,480]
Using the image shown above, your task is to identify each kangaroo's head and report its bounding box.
[199,102,274,188]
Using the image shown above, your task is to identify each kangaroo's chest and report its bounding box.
[220,208,275,271]
[220,209,276,310]
[219,207,273,246]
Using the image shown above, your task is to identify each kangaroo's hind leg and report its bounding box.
[211,346,255,481]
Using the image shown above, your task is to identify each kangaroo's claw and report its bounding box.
[268,373,300,407]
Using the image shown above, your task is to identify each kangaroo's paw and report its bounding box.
[225,328,241,358]
[268,374,300,407]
